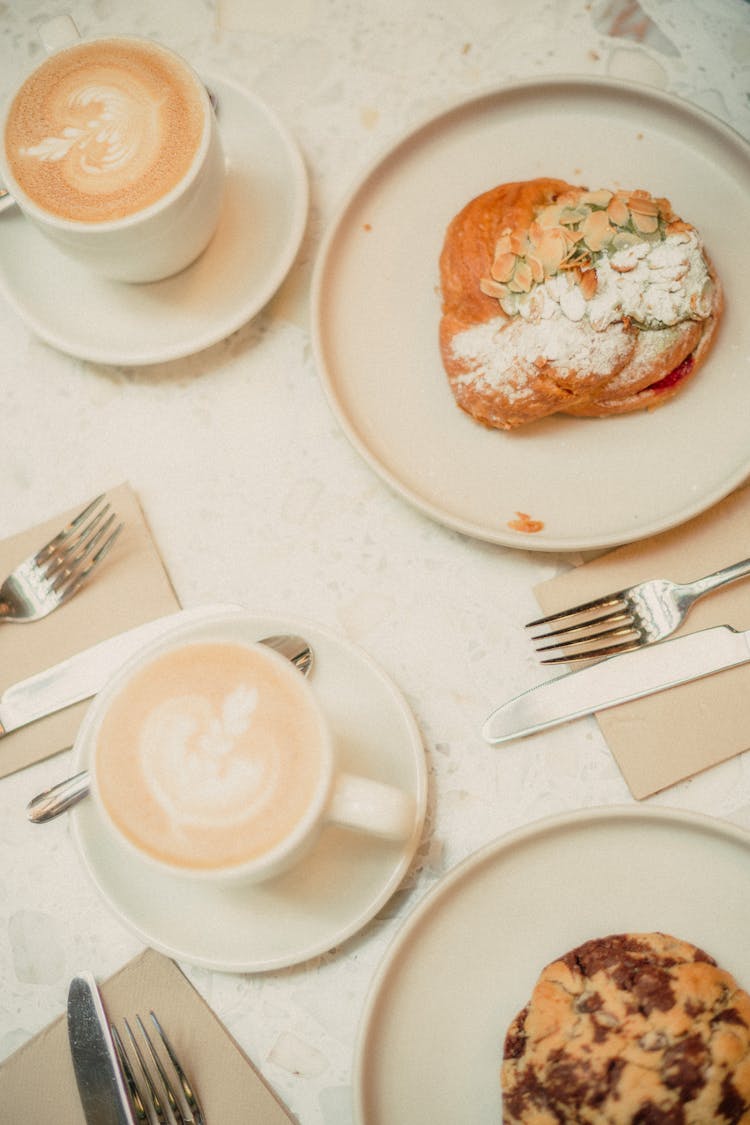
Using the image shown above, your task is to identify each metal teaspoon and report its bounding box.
[26,633,313,824]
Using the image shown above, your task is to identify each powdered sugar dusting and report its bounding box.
[451,315,633,398]
[452,229,714,398]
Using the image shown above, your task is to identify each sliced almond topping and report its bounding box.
[509,232,528,256]
[511,260,533,292]
[580,189,613,208]
[535,204,563,229]
[558,206,588,226]
[527,254,545,284]
[581,209,613,251]
[579,268,598,300]
[631,210,659,235]
[535,229,567,274]
[607,196,630,227]
[611,230,642,250]
[666,218,692,234]
[479,276,508,299]
[494,234,512,255]
[628,194,659,217]
[491,251,517,283]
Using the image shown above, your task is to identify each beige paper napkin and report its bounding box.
[0,948,296,1123]
[534,482,750,799]
[0,483,180,778]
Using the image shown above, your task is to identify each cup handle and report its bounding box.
[39,14,80,55]
[326,772,416,842]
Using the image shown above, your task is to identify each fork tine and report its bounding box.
[149,1011,205,1125]
[526,592,628,631]
[532,618,638,653]
[47,520,124,604]
[539,637,644,664]
[115,1013,202,1125]
[41,505,113,582]
[31,494,107,566]
[112,1025,150,1123]
[137,1015,187,1125]
[123,1017,170,1125]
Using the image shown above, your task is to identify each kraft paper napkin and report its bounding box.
[534,481,750,799]
[0,948,296,1123]
[0,483,180,778]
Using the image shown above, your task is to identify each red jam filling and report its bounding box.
[646,353,695,395]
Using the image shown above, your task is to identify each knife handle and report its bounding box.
[27,768,90,823]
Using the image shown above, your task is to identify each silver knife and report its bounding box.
[67,972,135,1125]
[0,603,239,736]
[483,624,750,744]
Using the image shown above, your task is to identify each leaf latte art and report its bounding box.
[4,38,205,223]
[21,82,162,186]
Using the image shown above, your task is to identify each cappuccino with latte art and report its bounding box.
[77,610,416,885]
[4,38,205,224]
[94,640,328,874]
[0,25,225,281]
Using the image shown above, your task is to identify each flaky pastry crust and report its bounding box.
[439,179,722,429]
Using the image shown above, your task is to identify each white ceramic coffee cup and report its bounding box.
[78,610,417,885]
[0,16,225,282]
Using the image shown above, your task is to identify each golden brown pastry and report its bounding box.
[501,932,750,1124]
[439,179,723,429]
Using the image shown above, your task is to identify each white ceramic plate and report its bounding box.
[0,74,308,366]
[354,805,750,1124]
[311,77,750,552]
[71,613,427,972]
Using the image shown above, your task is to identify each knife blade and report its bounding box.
[67,972,135,1125]
[483,624,750,744]
[0,603,239,737]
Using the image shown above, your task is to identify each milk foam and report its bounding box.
[95,641,326,871]
[4,39,204,222]
[139,687,281,829]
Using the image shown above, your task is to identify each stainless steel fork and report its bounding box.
[0,494,122,622]
[527,556,750,663]
[112,1011,205,1125]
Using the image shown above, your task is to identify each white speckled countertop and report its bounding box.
[1,1,750,1122]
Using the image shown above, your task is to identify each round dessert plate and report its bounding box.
[0,74,308,366]
[312,77,750,551]
[71,612,427,972]
[354,805,750,1124]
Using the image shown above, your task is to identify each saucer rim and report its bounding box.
[70,610,428,972]
[0,73,309,366]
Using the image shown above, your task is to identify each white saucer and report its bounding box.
[70,613,427,972]
[0,75,308,366]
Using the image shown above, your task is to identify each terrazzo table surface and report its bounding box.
[1,1,750,1121]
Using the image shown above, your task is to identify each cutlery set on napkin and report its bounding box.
[0,489,301,1123]
[4,479,750,1121]
[5,482,750,808]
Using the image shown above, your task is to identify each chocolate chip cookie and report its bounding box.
[502,932,750,1123]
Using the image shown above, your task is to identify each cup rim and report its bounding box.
[0,33,214,232]
[81,615,335,884]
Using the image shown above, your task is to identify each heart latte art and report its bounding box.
[139,687,280,830]
[94,641,327,872]
[4,38,205,223]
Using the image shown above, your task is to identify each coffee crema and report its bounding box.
[4,38,205,223]
[94,641,327,872]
